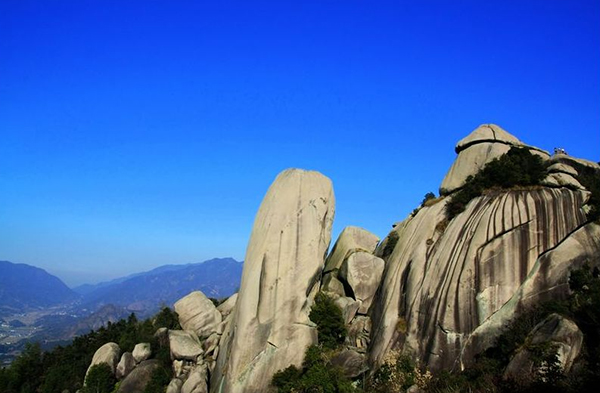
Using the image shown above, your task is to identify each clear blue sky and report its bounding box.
[1,1,599,286]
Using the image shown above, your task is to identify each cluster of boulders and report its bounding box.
[85,341,158,393]
[83,124,600,392]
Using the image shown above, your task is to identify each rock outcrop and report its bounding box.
[211,169,335,393]
[368,126,599,372]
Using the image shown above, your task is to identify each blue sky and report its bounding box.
[1,1,599,286]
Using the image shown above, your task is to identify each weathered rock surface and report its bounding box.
[542,172,585,190]
[169,330,204,361]
[211,169,335,393]
[132,342,151,363]
[217,293,238,318]
[86,342,120,378]
[455,124,523,152]
[547,162,578,177]
[323,226,379,274]
[339,251,384,313]
[334,296,361,325]
[117,359,160,393]
[175,291,222,339]
[504,314,583,380]
[116,352,136,380]
[440,124,550,194]
[182,363,209,393]
[369,187,592,371]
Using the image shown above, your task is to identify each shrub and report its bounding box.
[143,365,171,393]
[271,345,359,393]
[381,231,400,261]
[82,363,115,393]
[309,293,347,349]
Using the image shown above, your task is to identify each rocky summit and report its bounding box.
[34,124,600,392]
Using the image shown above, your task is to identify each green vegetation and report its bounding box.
[309,292,347,350]
[144,365,172,393]
[365,352,431,392]
[0,307,179,393]
[381,230,400,261]
[272,293,359,392]
[446,147,547,220]
[428,263,600,392]
[82,363,116,393]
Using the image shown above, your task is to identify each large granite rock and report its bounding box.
[175,291,222,339]
[211,169,335,393]
[339,251,384,314]
[369,187,593,371]
[440,124,550,194]
[116,352,136,380]
[323,226,379,274]
[169,330,204,361]
[86,342,120,378]
[504,314,584,380]
[117,359,161,393]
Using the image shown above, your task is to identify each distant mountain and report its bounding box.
[72,263,200,295]
[79,257,243,316]
[0,261,79,315]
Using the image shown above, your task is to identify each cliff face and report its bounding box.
[367,125,600,371]
[368,187,593,371]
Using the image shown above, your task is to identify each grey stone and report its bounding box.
[117,360,160,393]
[116,352,136,380]
[86,342,120,378]
[169,330,204,361]
[212,169,335,393]
[175,291,222,340]
[132,342,151,363]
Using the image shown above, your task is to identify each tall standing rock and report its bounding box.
[211,169,335,393]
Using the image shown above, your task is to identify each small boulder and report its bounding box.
[216,293,238,318]
[169,330,204,361]
[334,296,361,325]
[86,342,120,377]
[116,352,136,380]
[175,291,222,339]
[330,349,366,378]
[117,359,161,393]
[324,226,380,274]
[132,342,151,363]
[166,378,183,393]
[181,363,208,393]
[339,251,384,314]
